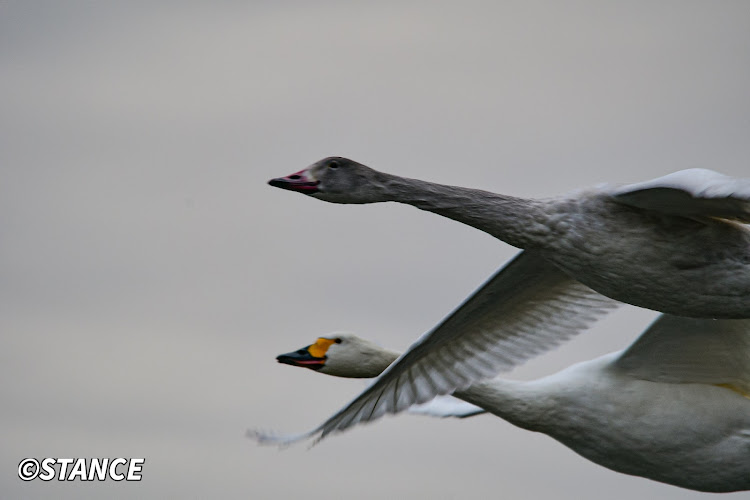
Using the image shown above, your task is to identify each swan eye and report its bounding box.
[335,338,342,344]
[328,161,339,170]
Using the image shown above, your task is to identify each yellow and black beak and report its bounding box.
[276,338,337,371]
[276,346,326,370]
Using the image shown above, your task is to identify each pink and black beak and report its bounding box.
[276,346,325,371]
[268,169,320,194]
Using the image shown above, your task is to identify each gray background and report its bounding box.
[2,2,749,499]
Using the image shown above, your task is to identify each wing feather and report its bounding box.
[407,396,486,419]
[613,168,750,222]
[614,315,750,394]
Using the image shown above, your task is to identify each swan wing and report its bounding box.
[614,315,750,394]
[612,168,750,223]
[407,396,486,419]
[246,395,486,447]
[250,251,618,446]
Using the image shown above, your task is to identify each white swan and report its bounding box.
[252,317,750,493]
[269,158,750,319]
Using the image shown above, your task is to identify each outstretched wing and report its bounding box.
[249,250,618,446]
[614,315,750,395]
[612,168,750,223]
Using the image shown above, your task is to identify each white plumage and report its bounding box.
[252,317,750,493]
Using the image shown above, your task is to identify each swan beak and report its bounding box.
[276,346,326,370]
[268,169,320,194]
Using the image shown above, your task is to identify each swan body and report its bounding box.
[255,318,750,493]
[269,159,750,319]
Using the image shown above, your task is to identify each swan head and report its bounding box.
[268,157,391,204]
[276,333,398,378]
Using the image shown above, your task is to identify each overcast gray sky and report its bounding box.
[2,2,749,499]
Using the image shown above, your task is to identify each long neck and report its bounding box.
[453,379,556,432]
[366,348,400,376]
[376,173,547,250]
[332,347,400,378]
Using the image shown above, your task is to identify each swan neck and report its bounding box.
[354,348,400,378]
[454,379,555,431]
[380,174,545,249]
[377,349,400,370]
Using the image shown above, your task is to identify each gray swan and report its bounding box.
[269,158,750,319]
